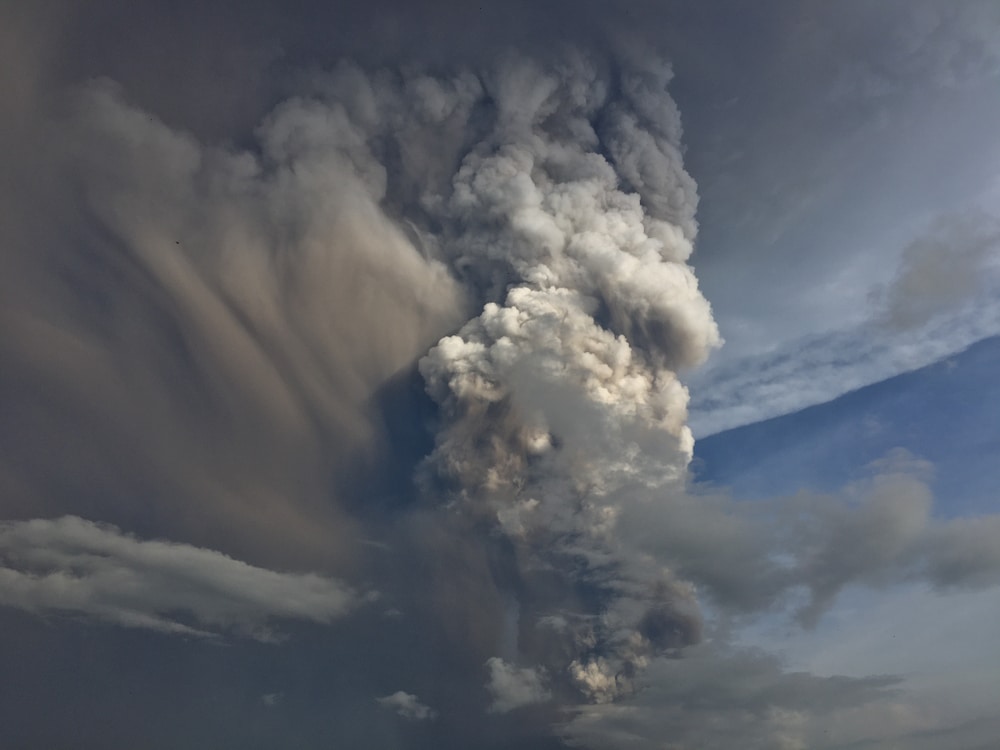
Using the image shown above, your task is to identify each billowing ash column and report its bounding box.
[403,52,721,703]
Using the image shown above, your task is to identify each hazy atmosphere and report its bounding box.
[2,2,999,748]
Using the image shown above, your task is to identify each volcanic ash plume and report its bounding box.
[2,42,720,718]
[392,53,722,702]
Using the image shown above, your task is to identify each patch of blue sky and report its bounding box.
[692,335,1000,520]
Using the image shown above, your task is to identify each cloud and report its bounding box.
[675,0,1000,394]
[919,516,1000,589]
[839,1,1000,96]
[782,452,935,627]
[485,658,551,714]
[410,51,718,704]
[618,449,1000,626]
[688,209,1000,438]
[376,691,437,721]
[873,211,1000,330]
[0,516,362,640]
[0,71,465,569]
[560,643,901,750]
[688,295,1000,438]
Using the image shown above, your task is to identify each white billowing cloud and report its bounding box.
[485,657,551,714]
[411,51,718,704]
[375,691,437,721]
[0,516,363,640]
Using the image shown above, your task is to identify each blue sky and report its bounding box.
[694,335,1000,516]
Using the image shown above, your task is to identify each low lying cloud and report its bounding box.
[620,450,1000,627]
[0,516,363,640]
[560,643,901,750]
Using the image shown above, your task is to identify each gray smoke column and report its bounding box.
[401,52,721,702]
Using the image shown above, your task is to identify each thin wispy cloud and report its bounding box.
[0,517,363,640]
